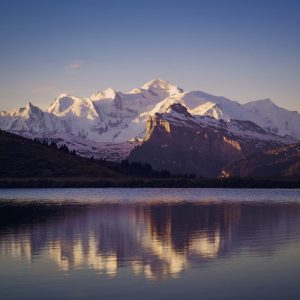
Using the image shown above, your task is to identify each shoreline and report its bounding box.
[1,178,300,189]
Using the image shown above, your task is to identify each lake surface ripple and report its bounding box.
[0,188,300,300]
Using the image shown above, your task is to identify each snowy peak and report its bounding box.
[27,101,34,109]
[158,91,300,140]
[144,78,184,97]
[0,101,65,137]
[244,98,277,111]
[90,87,118,101]
[11,102,43,118]
[157,91,254,123]
[130,79,183,98]
[244,98,300,139]
[0,102,45,121]
[153,102,292,144]
[142,78,183,94]
[47,94,99,120]
[246,97,273,104]
[47,94,76,114]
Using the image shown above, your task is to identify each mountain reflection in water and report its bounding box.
[1,200,300,281]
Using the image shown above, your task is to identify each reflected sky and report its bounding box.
[1,189,300,299]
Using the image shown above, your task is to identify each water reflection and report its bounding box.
[1,201,300,280]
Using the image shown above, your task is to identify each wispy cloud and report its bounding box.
[66,60,85,71]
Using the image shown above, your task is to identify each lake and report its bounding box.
[0,188,300,300]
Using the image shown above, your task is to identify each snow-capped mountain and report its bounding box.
[0,79,299,161]
[154,91,300,139]
[45,79,183,144]
[129,103,288,177]
[0,102,65,136]
[47,94,102,139]
[244,99,300,138]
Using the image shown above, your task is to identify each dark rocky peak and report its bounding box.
[165,103,192,118]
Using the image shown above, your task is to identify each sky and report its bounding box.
[0,0,299,111]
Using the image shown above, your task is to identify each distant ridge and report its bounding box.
[0,79,299,165]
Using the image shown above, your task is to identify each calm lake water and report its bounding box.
[1,188,300,300]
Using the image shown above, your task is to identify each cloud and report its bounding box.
[66,60,84,71]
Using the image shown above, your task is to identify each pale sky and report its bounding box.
[0,0,299,112]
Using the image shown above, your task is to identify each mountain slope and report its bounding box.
[0,130,125,179]
[47,94,102,140]
[0,102,65,137]
[244,99,300,138]
[158,92,300,140]
[0,79,299,162]
[222,142,300,178]
[128,103,287,177]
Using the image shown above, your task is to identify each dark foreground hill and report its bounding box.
[0,130,299,188]
[0,130,126,179]
[222,142,300,178]
[0,130,186,187]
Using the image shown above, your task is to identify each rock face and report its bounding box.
[128,104,286,177]
[222,142,300,178]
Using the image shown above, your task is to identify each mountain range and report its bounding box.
[128,103,290,177]
[1,79,300,178]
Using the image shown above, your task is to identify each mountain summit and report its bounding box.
[130,79,183,99]
[0,79,299,163]
[140,79,183,96]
